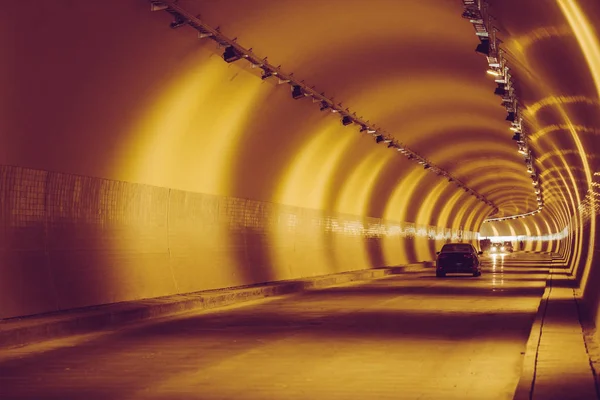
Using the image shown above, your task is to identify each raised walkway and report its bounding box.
[514,254,599,400]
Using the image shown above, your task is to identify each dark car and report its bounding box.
[436,243,483,277]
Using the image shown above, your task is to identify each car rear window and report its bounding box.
[441,244,472,252]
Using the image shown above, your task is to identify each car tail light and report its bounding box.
[463,254,473,258]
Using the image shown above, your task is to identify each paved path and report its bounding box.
[0,255,550,399]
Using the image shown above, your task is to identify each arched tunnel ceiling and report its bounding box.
[164,0,598,227]
[0,0,598,238]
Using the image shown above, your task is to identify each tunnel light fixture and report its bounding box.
[423,164,431,169]
[494,84,506,96]
[223,46,243,63]
[291,85,305,99]
[150,0,498,212]
[150,1,168,11]
[170,15,187,29]
[475,39,490,55]
[261,69,276,80]
[487,69,501,76]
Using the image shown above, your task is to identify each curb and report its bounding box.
[513,286,551,399]
[513,271,553,400]
[0,263,432,348]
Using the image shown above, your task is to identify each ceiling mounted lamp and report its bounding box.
[223,46,243,63]
[260,68,275,80]
[475,39,490,55]
[487,69,501,76]
[501,98,513,107]
[291,85,305,99]
[518,146,528,155]
[170,15,187,29]
[151,1,169,11]
[494,84,506,96]
[342,116,353,126]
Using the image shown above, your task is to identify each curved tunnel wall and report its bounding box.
[0,0,598,322]
[0,164,479,319]
[0,1,489,319]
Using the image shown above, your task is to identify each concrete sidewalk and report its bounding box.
[514,259,599,399]
[0,263,432,349]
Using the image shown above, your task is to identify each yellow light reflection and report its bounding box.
[548,0,598,286]
[526,95,600,115]
[509,25,573,54]
[275,123,356,209]
[383,167,428,223]
[490,253,506,288]
[121,56,264,195]
[334,149,394,216]
[414,179,449,261]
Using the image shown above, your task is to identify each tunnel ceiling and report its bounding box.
[156,0,599,230]
[1,0,598,239]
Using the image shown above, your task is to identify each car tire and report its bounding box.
[473,271,481,277]
[436,272,445,278]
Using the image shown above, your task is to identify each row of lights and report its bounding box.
[149,0,499,211]
[578,174,599,222]
[461,0,544,223]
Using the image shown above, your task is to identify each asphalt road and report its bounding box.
[0,253,549,400]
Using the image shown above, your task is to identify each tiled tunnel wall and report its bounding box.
[0,165,476,319]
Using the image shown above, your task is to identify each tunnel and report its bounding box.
[0,0,599,399]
